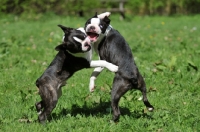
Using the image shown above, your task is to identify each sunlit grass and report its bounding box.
[0,14,200,131]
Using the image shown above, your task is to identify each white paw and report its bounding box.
[148,107,154,111]
[89,84,95,92]
[90,87,95,92]
[107,64,118,72]
[138,96,143,101]
[89,77,96,92]
[37,111,42,115]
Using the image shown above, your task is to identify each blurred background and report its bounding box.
[1,0,200,18]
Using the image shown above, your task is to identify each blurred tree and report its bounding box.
[0,0,200,16]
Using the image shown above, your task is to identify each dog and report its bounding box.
[35,25,118,123]
[84,12,154,122]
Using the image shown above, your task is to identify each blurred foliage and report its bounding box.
[0,0,200,16]
[126,0,200,15]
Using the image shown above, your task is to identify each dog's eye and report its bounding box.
[86,21,90,25]
[99,25,103,29]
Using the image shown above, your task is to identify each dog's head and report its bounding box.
[55,25,91,53]
[84,12,111,42]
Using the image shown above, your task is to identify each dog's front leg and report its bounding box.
[90,60,118,72]
[89,60,118,92]
[89,67,104,92]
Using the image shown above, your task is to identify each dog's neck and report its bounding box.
[92,25,112,54]
[105,25,112,36]
[95,25,112,43]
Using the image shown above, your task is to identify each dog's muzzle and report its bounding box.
[86,25,100,42]
[87,32,99,42]
[84,42,91,51]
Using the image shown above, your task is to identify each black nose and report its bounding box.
[84,43,89,46]
[90,26,95,30]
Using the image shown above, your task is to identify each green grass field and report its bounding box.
[0,13,200,131]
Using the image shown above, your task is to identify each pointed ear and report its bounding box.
[102,16,111,25]
[97,12,111,19]
[58,25,74,34]
[94,12,98,17]
[55,43,67,51]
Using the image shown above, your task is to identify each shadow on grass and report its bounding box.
[51,102,153,121]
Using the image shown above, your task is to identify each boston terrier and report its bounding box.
[84,12,154,122]
[35,25,118,123]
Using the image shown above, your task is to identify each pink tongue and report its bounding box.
[89,36,97,41]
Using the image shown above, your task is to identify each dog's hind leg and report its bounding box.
[137,73,154,111]
[35,101,44,114]
[35,80,44,114]
[38,84,58,123]
[111,76,130,122]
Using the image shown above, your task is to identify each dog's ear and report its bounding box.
[94,12,98,17]
[97,12,111,19]
[102,16,111,25]
[55,43,67,51]
[58,25,74,34]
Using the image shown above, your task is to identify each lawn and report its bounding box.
[0,13,200,131]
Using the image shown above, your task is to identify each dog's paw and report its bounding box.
[89,87,95,92]
[38,113,47,124]
[107,64,118,72]
[147,107,154,112]
[89,77,96,92]
[112,65,119,72]
[89,82,95,92]
[35,102,43,112]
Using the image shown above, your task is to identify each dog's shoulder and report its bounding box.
[109,28,121,36]
[105,28,125,43]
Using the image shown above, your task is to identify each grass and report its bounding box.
[0,13,200,131]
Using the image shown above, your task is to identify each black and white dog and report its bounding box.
[35,24,118,123]
[85,12,154,122]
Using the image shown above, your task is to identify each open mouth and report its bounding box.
[87,32,99,42]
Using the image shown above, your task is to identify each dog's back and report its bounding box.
[98,29,138,83]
